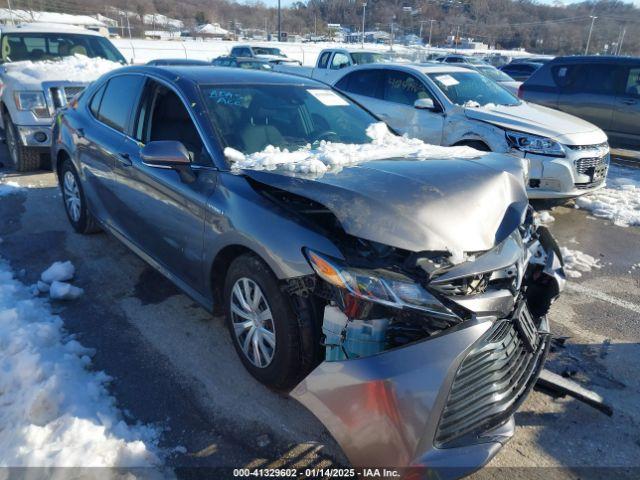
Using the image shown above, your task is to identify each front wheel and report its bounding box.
[4,117,42,172]
[60,159,101,234]
[223,254,305,390]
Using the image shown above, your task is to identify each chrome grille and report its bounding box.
[575,156,607,175]
[435,312,547,447]
[566,142,608,151]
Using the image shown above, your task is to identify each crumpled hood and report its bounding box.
[464,101,607,145]
[243,153,528,255]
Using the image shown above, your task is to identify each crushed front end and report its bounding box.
[291,208,565,478]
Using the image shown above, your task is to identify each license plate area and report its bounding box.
[513,302,539,353]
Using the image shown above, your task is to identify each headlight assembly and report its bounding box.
[304,249,457,318]
[14,91,49,117]
[505,130,565,157]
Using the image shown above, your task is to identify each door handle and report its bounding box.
[117,152,132,166]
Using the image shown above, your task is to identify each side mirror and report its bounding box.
[141,141,196,183]
[414,98,436,110]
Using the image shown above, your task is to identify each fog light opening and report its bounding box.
[34,131,48,143]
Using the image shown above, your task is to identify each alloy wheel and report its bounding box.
[63,170,82,223]
[230,277,276,368]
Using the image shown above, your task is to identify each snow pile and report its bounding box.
[32,261,83,301]
[226,122,485,174]
[0,180,22,197]
[3,54,121,85]
[575,164,640,227]
[0,258,161,466]
[536,210,555,224]
[560,247,602,279]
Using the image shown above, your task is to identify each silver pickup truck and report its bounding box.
[274,47,387,83]
[0,24,124,171]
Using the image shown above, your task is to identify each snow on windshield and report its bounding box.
[225,122,486,174]
[0,258,161,466]
[3,54,121,84]
[575,164,640,227]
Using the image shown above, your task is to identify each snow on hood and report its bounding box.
[240,130,528,255]
[464,101,608,145]
[225,122,487,175]
[2,54,121,87]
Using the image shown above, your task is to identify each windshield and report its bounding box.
[201,84,378,155]
[238,61,272,70]
[253,47,284,57]
[350,52,385,65]
[0,33,125,63]
[428,71,520,107]
[477,65,514,82]
[465,57,486,65]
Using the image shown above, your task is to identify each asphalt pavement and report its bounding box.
[0,146,639,479]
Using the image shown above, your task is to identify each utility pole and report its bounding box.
[126,14,132,39]
[428,19,435,50]
[277,0,282,42]
[361,2,367,48]
[7,0,15,25]
[585,15,597,55]
[618,27,626,55]
[455,25,460,53]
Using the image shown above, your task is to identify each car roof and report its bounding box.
[0,23,104,36]
[549,55,640,65]
[347,63,475,75]
[122,65,326,87]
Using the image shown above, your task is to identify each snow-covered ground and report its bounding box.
[0,258,161,467]
[575,164,640,228]
[227,122,484,174]
[560,247,602,279]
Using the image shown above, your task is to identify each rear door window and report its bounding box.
[330,52,350,70]
[97,75,146,134]
[382,70,432,106]
[89,82,107,118]
[335,69,383,99]
[623,67,640,98]
[559,63,624,95]
[317,51,331,69]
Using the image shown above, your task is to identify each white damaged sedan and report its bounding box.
[334,63,610,200]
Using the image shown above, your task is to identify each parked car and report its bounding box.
[52,65,564,476]
[273,47,386,83]
[229,45,301,65]
[510,56,554,64]
[0,24,125,171]
[146,58,210,66]
[435,54,488,65]
[500,61,543,81]
[519,55,640,148]
[211,55,273,70]
[461,63,521,94]
[334,63,610,199]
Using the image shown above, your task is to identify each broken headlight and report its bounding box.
[304,248,455,318]
[506,130,565,157]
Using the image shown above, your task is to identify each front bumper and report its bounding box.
[524,145,610,199]
[16,124,53,147]
[292,229,563,479]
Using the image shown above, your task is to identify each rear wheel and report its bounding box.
[4,116,41,172]
[223,254,304,390]
[60,159,101,234]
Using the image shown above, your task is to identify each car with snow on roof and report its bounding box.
[0,24,124,171]
[333,63,611,200]
[52,66,565,478]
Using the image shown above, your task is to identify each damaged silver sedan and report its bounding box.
[52,66,565,477]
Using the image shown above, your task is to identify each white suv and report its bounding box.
[0,24,124,171]
[334,63,609,199]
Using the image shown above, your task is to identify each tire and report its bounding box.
[4,116,41,172]
[60,159,101,234]
[223,254,305,390]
